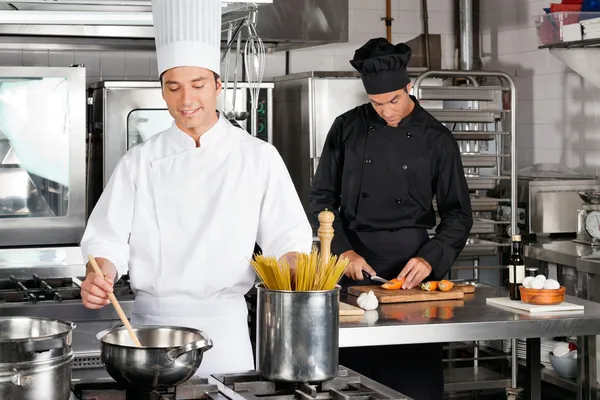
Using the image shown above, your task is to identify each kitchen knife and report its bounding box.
[362,271,390,284]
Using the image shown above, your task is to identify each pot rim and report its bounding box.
[98,325,211,350]
[0,316,75,344]
[255,282,341,294]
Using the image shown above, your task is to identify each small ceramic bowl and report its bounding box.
[519,286,566,305]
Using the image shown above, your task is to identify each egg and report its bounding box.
[529,278,545,289]
[522,276,534,288]
[553,345,570,357]
[543,279,560,290]
[535,274,547,282]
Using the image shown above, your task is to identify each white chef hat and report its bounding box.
[151,0,222,77]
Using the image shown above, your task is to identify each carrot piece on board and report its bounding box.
[419,281,439,291]
[438,280,455,292]
[382,277,405,290]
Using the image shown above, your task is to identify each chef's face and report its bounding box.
[368,82,413,126]
[161,66,222,133]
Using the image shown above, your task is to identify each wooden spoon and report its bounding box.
[318,209,335,266]
[87,255,142,348]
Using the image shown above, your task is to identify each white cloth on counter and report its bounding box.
[151,0,222,77]
[81,114,313,371]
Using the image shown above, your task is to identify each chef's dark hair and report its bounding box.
[159,71,220,87]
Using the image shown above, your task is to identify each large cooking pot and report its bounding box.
[0,316,75,400]
[256,283,340,382]
[98,325,213,389]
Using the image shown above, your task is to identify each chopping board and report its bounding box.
[348,285,464,303]
[486,297,584,313]
[339,301,365,316]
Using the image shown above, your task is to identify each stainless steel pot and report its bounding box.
[0,316,75,400]
[98,325,213,389]
[256,283,340,382]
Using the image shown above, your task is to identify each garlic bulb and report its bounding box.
[357,290,379,310]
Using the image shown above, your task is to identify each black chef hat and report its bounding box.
[350,37,412,95]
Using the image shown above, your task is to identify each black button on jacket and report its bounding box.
[309,96,473,279]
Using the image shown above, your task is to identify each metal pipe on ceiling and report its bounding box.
[385,0,392,42]
[422,0,430,70]
[459,0,473,70]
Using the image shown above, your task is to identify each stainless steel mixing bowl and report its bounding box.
[97,325,213,389]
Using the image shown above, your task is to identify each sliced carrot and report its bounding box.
[438,307,454,320]
[419,281,439,291]
[438,280,455,292]
[382,277,405,290]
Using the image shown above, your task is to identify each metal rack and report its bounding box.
[413,70,519,398]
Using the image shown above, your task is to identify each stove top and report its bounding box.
[70,367,410,400]
[0,274,133,303]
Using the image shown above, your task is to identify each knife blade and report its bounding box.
[362,271,390,284]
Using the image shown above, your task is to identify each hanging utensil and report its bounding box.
[232,31,249,121]
[244,11,265,136]
[222,22,234,119]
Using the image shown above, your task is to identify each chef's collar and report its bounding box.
[170,112,225,149]
[368,95,423,128]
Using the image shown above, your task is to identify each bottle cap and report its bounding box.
[512,235,521,241]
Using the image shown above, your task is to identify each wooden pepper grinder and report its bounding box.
[318,209,335,266]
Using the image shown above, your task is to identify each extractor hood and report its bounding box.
[0,0,348,52]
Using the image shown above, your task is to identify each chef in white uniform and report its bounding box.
[80,0,313,375]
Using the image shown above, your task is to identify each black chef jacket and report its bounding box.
[309,96,473,279]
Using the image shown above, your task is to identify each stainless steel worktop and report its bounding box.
[524,238,600,268]
[339,287,600,347]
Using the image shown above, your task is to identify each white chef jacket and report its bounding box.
[81,113,313,374]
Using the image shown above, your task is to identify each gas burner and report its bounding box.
[72,377,224,400]
[212,367,408,400]
[0,274,133,304]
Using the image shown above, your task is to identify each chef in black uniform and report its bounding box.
[309,38,473,399]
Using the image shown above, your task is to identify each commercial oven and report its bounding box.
[87,80,273,214]
[0,66,87,247]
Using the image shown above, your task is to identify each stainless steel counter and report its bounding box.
[524,239,600,268]
[340,287,600,400]
[339,287,600,347]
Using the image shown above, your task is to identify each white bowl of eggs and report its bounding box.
[519,275,566,305]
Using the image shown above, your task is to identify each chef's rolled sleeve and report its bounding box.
[256,145,313,259]
[80,154,136,281]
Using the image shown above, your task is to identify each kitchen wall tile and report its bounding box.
[359,0,385,10]
[74,52,101,76]
[263,53,286,80]
[0,50,23,66]
[148,53,158,79]
[398,0,421,12]
[100,51,126,77]
[430,11,454,35]
[23,51,49,67]
[394,10,424,34]
[125,52,151,78]
[49,51,75,67]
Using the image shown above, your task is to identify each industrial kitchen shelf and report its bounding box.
[461,154,506,168]
[414,70,518,395]
[429,109,504,123]
[538,38,600,49]
[453,130,509,141]
[444,366,512,392]
[434,196,502,212]
[418,85,507,102]
[466,175,511,190]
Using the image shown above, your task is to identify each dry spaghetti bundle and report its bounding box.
[250,246,349,291]
[250,210,349,291]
